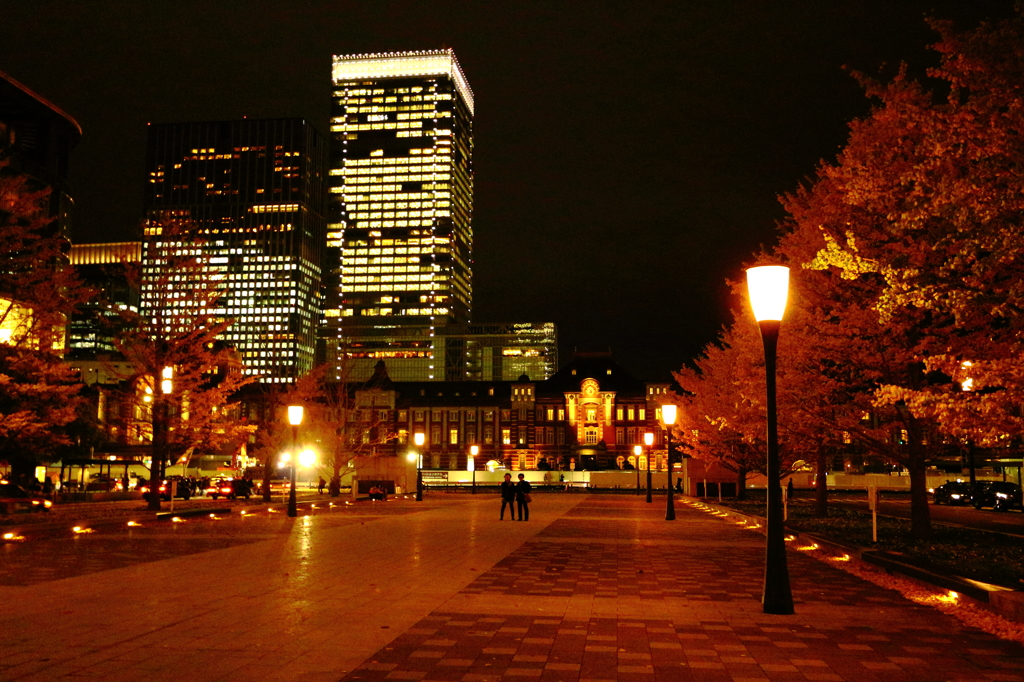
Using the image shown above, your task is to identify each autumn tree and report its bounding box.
[674,286,829,502]
[306,360,397,497]
[0,159,90,478]
[815,14,1024,455]
[113,217,253,509]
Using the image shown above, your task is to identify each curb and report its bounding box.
[682,497,1024,625]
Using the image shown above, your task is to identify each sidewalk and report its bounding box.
[2,494,1023,681]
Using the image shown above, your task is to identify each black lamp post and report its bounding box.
[660,409,676,521]
[645,447,653,504]
[469,444,478,494]
[412,432,425,501]
[633,445,641,494]
[747,265,794,615]
[286,405,304,518]
[147,367,173,511]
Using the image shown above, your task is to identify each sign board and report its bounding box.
[421,471,449,481]
[867,486,878,511]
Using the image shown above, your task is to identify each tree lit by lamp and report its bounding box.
[746,264,794,615]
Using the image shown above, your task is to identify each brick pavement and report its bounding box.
[344,497,1024,682]
[1,493,1022,681]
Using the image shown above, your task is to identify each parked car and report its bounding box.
[207,478,252,500]
[85,474,121,492]
[931,481,973,505]
[139,479,192,501]
[0,482,53,515]
[972,481,1023,511]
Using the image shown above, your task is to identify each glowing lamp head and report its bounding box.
[160,366,173,394]
[661,404,677,426]
[746,265,790,322]
[633,445,642,456]
[414,432,425,447]
[287,405,304,426]
[644,431,654,446]
[470,444,479,456]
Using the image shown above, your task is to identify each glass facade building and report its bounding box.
[325,50,474,381]
[440,322,558,382]
[141,119,327,383]
[67,241,141,358]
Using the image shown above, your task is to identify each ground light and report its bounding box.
[746,264,795,615]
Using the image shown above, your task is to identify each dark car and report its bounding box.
[140,479,192,501]
[932,481,973,505]
[0,482,53,515]
[207,478,252,500]
[972,481,1023,511]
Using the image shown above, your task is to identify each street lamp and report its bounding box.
[660,409,676,521]
[412,432,425,501]
[469,444,479,494]
[747,264,794,615]
[645,436,653,504]
[633,445,642,494]
[287,405,304,518]
[148,366,173,511]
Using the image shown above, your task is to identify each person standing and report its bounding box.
[500,473,517,520]
[516,473,532,521]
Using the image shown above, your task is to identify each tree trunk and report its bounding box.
[261,462,272,502]
[735,467,747,500]
[901,411,932,538]
[329,476,341,497]
[907,444,932,539]
[815,445,829,518]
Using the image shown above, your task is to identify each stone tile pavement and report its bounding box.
[1,493,1022,681]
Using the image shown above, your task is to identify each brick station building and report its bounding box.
[352,351,674,472]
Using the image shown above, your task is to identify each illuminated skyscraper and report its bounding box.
[325,50,474,381]
[141,119,326,383]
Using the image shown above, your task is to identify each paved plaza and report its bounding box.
[2,493,1023,682]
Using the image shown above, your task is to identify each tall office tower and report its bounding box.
[326,50,474,381]
[142,119,326,383]
[67,241,141,358]
[441,323,558,382]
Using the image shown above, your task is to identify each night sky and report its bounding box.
[2,1,1016,381]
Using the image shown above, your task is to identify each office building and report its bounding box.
[325,50,474,380]
[141,119,327,383]
[440,322,558,381]
[67,241,140,359]
[0,70,82,354]
[0,69,80,234]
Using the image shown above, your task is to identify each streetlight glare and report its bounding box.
[279,452,291,464]
[298,449,316,467]
[287,405,304,426]
[746,265,790,322]
[660,404,677,426]
[407,451,418,463]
